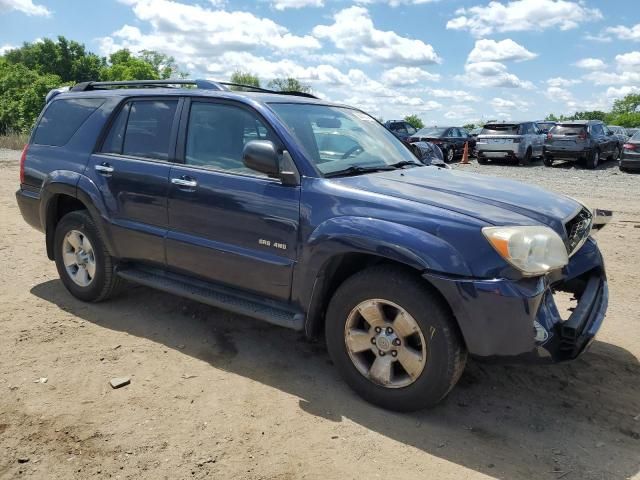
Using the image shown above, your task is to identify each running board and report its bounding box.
[117,267,305,331]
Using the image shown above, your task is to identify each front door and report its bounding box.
[88,98,181,264]
[166,99,300,301]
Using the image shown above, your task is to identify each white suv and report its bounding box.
[476,122,545,166]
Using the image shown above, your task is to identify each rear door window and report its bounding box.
[33,98,105,146]
[122,100,178,160]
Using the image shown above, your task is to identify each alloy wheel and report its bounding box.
[344,299,427,388]
[62,229,96,287]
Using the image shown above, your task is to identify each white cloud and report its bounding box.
[460,61,534,89]
[546,77,581,87]
[606,85,640,99]
[312,6,441,66]
[271,0,323,11]
[425,88,480,102]
[444,104,477,121]
[0,43,17,54]
[615,51,640,71]
[99,0,321,61]
[574,58,606,70]
[467,39,537,63]
[545,86,574,103]
[380,66,440,85]
[356,0,441,5]
[0,0,50,16]
[447,0,601,37]
[605,23,640,42]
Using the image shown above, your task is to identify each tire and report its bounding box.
[325,265,467,411]
[586,149,599,169]
[543,154,554,167]
[520,148,532,166]
[54,210,122,302]
[445,148,454,163]
[611,146,621,161]
[477,155,488,165]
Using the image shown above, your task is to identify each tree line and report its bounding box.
[543,96,640,129]
[0,37,313,136]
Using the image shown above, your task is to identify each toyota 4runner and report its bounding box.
[17,80,610,411]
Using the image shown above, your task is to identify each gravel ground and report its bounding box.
[1,148,639,480]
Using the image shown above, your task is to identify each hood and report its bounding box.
[332,166,581,232]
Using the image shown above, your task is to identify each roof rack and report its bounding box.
[70,79,227,92]
[68,78,319,99]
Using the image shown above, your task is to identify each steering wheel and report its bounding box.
[341,145,364,160]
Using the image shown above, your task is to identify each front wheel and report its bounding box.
[477,155,488,165]
[586,149,599,169]
[520,148,532,166]
[543,154,554,167]
[325,266,467,411]
[611,146,621,160]
[445,148,455,163]
[54,211,122,302]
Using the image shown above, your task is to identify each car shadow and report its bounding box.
[31,280,640,480]
[547,158,621,171]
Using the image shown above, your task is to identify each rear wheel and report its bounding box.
[477,155,488,165]
[586,149,600,169]
[543,154,554,167]
[325,266,467,411]
[54,211,121,302]
[445,148,455,163]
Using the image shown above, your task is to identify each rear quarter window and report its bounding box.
[33,98,105,146]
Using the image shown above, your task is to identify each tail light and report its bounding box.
[623,143,637,150]
[578,131,588,141]
[407,137,417,143]
[547,133,553,140]
[19,144,28,184]
[431,139,442,144]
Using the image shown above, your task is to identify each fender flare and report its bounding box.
[41,171,118,259]
[296,216,472,336]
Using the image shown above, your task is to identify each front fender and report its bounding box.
[293,216,472,315]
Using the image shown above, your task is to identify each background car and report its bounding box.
[475,121,545,165]
[620,130,640,172]
[407,126,475,163]
[544,120,620,169]
[383,120,417,141]
[626,127,639,138]
[536,121,556,134]
[608,125,628,144]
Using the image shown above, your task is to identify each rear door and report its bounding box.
[165,98,300,301]
[89,97,181,264]
[591,124,612,156]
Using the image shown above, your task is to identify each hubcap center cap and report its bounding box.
[375,333,394,352]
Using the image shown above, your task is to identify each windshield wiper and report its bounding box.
[325,165,396,178]
[388,160,423,169]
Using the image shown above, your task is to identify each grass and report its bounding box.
[0,133,29,150]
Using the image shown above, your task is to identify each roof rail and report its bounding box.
[217,81,318,99]
[70,79,228,92]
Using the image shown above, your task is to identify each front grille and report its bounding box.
[565,207,593,255]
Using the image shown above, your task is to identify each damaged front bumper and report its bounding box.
[424,237,608,363]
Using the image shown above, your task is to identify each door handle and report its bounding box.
[95,163,114,174]
[171,177,198,188]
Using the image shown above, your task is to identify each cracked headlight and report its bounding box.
[482,226,568,276]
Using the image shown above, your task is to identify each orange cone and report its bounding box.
[461,141,469,164]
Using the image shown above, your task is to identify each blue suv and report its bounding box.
[16,79,609,411]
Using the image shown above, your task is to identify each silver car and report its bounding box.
[476,121,545,166]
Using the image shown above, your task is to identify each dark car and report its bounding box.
[608,125,628,144]
[620,130,640,172]
[626,128,639,138]
[16,79,609,411]
[408,126,475,163]
[384,120,417,141]
[536,121,556,134]
[544,120,621,169]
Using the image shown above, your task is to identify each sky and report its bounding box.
[1,0,639,125]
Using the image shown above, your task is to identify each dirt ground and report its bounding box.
[1,149,639,480]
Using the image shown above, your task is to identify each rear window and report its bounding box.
[481,124,519,135]
[632,131,640,141]
[550,125,586,135]
[33,98,105,146]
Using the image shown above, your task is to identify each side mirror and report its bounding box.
[243,140,279,177]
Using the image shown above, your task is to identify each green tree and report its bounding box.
[3,36,104,83]
[138,50,183,79]
[572,111,608,121]
[611,93,640,115]
[100,49,161,81]
[404,114,424,130]
[267,77,311,93]
[0,59,61,134]
[230,71,261,88]
[462,122,476,130]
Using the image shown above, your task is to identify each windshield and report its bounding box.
[415,127,447,137]
[551,125,586,135]
[268,103,417,176]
